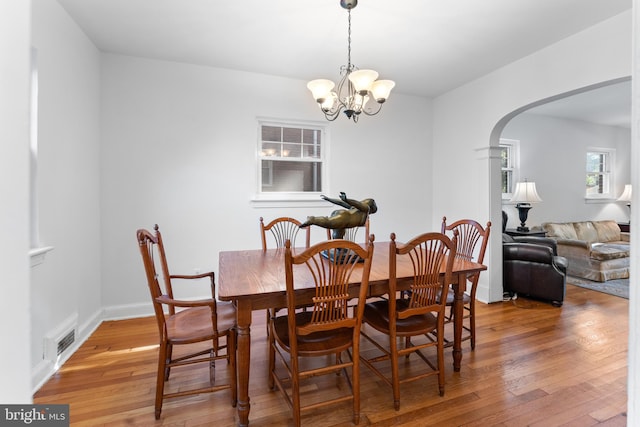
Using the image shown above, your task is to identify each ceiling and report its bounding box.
[56,0,632,125]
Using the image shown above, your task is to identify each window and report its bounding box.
[29,47,53,266]
[586,148,615,198]
[258,121,325,197]
[500,139,519,199]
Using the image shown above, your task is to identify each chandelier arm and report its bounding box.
[362,102,383,116]
[323,108,342,121]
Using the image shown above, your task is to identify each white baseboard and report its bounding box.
[32,302,154,393]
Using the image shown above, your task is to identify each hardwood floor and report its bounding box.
[34,284,628,426]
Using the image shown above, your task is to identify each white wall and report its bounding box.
[0,0,32,403]
[99,54,432,316]
[502,113,631,227]
[433,10,632,304]
[30,0,102,389]
[627,2,639,421]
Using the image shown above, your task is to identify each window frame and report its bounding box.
[585,147,616,200]
[253,118,329,205]
[500,138,520,201]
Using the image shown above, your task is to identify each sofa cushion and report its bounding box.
[574,221,598,243]
[543,222,577,240]
[593,220,621,243]
[590,243,630,261]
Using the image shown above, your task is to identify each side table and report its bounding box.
[505,228,547,238]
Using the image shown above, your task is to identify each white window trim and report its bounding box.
[29,47,55,266]
[500,138,520,201]
[585,147,616,201]
[253,117,329,206]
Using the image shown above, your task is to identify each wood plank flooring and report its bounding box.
[34,284,628,426]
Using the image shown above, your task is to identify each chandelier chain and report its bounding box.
[347,8,352,70]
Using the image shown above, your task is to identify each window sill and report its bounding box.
[30,246,54,267]
[584,197,616,204]
[251,194,329,208]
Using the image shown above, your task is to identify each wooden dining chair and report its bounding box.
[136,225,237,419]
[440,217,491,349]
[360,231,457,411]
[260,216,312,337]
[268,236,375,426]
[260,216,310,251]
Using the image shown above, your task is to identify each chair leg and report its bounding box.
[209,348,216,385]
[267,321,276,390]
[436,326,445,397]
[352,338,361,425]
[155,341,168,419]
[390,336,400,411]
[469,301,476,350]
[266,309,271,338]
[164,343,173,381]
[229,330,238,407]
[291,355,302,427]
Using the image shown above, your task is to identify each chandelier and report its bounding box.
[307,0,395,123]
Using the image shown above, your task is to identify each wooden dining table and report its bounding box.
[218,241,486,426]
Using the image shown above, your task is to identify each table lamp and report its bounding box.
[617,184,632,223]
[510,181,542,232]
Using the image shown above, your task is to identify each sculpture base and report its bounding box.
[321,249,364,263]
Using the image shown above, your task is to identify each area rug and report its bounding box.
[566,275,629,299]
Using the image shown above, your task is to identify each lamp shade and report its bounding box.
[370,80,395,103]
[510,181,543,204]
[348,69,378,94]
[307,79,335,102]
[617,184,632,202]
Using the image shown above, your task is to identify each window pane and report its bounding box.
[586,152,606,173]
[502,170,512,194]
[586,173,609,195]
[282,127,302,143]
[500,146,509,168]
[262,126,281,142]
[282,143,301,158]
[302,143,321,159]
[303,129,321,144]
[261,142,280,157]
[261,160,321,192]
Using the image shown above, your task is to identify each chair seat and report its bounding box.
[166,302,236,344]
[363,299,437,336]
[273,311,353,355]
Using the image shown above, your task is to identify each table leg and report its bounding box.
[235,300,252,426]
[452,273,465,372]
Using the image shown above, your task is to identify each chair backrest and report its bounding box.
[389,232,457,320]
[283,236,375,342]
[326,217,370,243]
[260,217,310,251]
[441,217,491,265]
[136,225,175,334]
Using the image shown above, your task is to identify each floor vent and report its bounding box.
[57,329,75,355]
[44,313,78,364]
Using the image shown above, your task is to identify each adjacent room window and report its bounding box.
[500,139,519,200]
[586,148,615,199]
[258,121,325,196]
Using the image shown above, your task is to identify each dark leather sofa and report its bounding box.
[502,213,568,307]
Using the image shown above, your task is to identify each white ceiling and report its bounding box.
[56,0,632,125]
[524,80,631,128]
